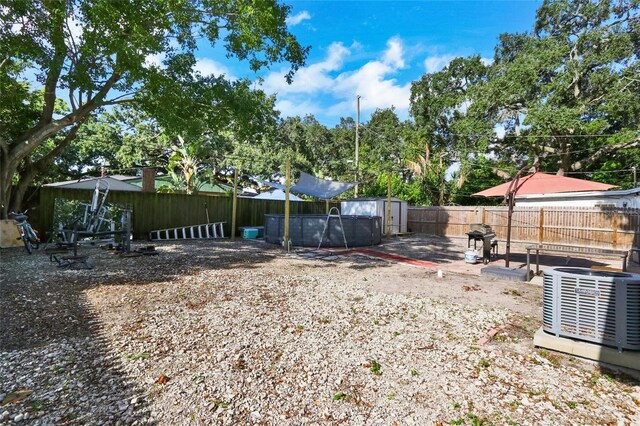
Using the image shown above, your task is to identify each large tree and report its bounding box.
[409,56,492,205]
[0,0,308,217]
[484,0,640,175]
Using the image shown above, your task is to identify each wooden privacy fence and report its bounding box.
[39,187,336,240]
[408,206,640,250]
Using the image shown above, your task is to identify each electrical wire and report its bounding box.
[360,125,639,160]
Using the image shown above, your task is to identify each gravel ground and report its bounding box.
[1,239,639,425]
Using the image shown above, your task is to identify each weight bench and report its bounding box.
[44,246,93,269]
[58,255,92,269]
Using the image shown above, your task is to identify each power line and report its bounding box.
[360,122,639,141]
[564,168,636,175]
[360,124,638,154]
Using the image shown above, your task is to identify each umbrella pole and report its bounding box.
[505,191,514,267]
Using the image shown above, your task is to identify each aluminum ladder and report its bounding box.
[317,207,348,250]
[148,222,226,241]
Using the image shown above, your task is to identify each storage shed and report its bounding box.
[341,197,408,234]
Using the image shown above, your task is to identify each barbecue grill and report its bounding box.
[466,224,496,264]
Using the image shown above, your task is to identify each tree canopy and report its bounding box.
[2,0,638,212]
[0,0,308,217]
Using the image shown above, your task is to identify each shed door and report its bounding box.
[382,201,401,234]
[391,201,400,233]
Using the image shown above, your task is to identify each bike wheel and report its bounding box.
[23,237,33,254]
[26,227,40,250]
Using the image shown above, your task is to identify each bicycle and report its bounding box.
[9,209,40,254]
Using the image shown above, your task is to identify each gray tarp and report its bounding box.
[291,172,356,199]
[253,178,285,191]
[253,172,356,200]
[254,189,303,201]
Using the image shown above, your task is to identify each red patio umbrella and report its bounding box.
[473,171,618,267]
[473,172,617,197]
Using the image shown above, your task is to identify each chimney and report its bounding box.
[142,167,155,193]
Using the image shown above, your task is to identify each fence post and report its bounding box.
[284,159,291,251]
[538,207,544,244]
[231,168,238,241]
[612,210,619,249]
[481,207,486,225]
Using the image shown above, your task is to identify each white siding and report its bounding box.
[341,199,408,233]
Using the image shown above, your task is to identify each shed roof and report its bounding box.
[44,177,142,192]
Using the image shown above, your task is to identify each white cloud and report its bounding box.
[286,11,311,26]
[144,53,166,69]
[331,60,411,116]
[382,37,406,69]
[481,57,493,66]
[66,12,84,42]
[193,58,236,79]
[275,98,323,117]
[329,38,411,116]
[423,54,457,74]
[262,42,350,94]
[260,36,412,120]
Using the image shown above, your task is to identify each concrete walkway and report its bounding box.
[367,234,640,279]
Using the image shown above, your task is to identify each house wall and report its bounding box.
[516,195,640,209]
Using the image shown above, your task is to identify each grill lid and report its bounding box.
[469,223,492,234]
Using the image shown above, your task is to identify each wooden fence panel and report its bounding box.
[39,188,335,240]
[408,205,640,250]
[36,187,639,250]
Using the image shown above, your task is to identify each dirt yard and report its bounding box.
[1,238,639,425]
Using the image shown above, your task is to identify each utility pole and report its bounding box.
[354,95,361,198]
[632,166,637,188]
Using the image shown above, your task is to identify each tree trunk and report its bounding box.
[0,74,120,218]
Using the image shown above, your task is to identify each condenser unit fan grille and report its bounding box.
[543,267,640,351]
[628,284,640,347]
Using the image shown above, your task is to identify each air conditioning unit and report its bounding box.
[543,267,640,351]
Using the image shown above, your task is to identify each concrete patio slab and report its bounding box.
[533,327,640,373]
[480,265,530,281]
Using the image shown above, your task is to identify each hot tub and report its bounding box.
[264,214,382,247]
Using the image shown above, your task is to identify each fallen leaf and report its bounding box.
[2,389,33,406]
[156,374,170,384]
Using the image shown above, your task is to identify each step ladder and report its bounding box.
[148,222,226,241]
[317,207,348,250]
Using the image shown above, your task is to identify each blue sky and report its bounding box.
[190,1,541,126]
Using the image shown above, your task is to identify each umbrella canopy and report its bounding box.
[473,172,617,197]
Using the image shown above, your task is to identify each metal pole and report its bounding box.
[355,95,360,197]
[633,166,637,187]
[231,167,238,241]
[284,159,291,252]
[505,191,514,267]
[386,171,392,236]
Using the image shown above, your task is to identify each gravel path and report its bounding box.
[1,240,639,425]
